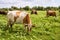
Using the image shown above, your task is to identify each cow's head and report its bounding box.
[26,24,35,32]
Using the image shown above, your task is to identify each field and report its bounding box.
[0,11,60,40]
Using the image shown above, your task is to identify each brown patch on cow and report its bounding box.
[14,11,21,22]
[23,14,32,32]
[16,11,21,17]
[23,14,30,24]
[14,16,18,22]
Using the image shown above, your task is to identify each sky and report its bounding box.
[0,0,60,8]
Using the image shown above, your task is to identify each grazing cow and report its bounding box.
[0,11,7,15]
[31,9,37,15]
[6,10,35,32]
[46,10,56,17]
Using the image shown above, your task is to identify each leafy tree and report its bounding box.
[58,6,60,9]
[9,8,13,11]
[58,6,60,12]
[23,6,30,10]
[37,6,44,10]
[11,6,19,10]
[32,6,38,10]
[45,7,51,10]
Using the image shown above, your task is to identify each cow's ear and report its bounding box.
[32,24,35,27]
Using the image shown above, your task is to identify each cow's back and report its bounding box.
[7,11,28,23]
[47,10,56,16]
[16,11,28,23]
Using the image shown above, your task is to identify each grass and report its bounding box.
[0,11,60,40]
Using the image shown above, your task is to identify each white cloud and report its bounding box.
[0,0,60,8]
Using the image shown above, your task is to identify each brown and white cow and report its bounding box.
[46,10,56,17]
[6,10,35,32]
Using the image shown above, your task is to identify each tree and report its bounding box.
[37,6,44,10]
[45,7,51,10]
[58,6,60,12]
[32,6,38,10]
[58,6,60,9]
[23,6,30,10]
[11,6,18,10]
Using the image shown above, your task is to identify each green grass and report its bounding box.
[0,11,60,40]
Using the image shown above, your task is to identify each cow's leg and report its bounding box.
[10,23,13,29]
[27,27,30,32]
[24,24,32,32]
[6,19,14,30]
[9,23,13,32]
[24,24,28,32]
[23,24,26,32]
[27,24,32,32]
[8,21,15,32]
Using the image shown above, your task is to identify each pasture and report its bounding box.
[0,11,60,40]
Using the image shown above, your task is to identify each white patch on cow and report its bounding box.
[16,11,27,23]
[7,11,15,22]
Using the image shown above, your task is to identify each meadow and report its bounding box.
[0,11,60,40]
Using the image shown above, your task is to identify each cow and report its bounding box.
[31,9,37,15]
[46,10,56,17]
[0,11,7,15]
[6,10,35,32]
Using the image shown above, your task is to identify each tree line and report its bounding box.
[0,6,60,11]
